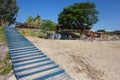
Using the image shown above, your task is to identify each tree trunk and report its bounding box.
[1,20,4,27]
[80,29,83,38]
[0,19,2,27]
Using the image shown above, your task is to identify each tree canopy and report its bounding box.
[26,16,34,25]
[41,20,56,31]
[0,0,19,26]
[26,15,42,28]
[58,2,99,36]
[97,29,106,32]
[26,15,56,31]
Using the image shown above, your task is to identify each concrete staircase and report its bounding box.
[4,27,74,80]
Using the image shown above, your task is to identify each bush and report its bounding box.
[38,33,46,38]
[18,28,47,38]
[0,27,6,45]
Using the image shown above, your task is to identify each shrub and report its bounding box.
[38,33,46,38]
[0,27,6,45]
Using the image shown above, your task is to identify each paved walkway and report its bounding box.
[4,27,74,80]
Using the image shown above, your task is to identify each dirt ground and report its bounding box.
[0,43,15,80]
[26,36,120,80]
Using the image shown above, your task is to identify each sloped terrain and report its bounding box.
[26,36,120,80]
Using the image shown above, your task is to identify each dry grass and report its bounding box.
[17,28,47,38]
[0,27,6,46]
[0,26,13,77]
[0,54,12,75]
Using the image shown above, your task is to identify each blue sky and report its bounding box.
[17,0,120,31]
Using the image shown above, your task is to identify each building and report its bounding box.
[15,22,39,29]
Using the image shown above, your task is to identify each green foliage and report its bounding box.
[41,20,56,31]
[26,15,42,28]
[0,0,19,26]
[26,16,34,25]
[38,33,46,38]
[0,27,6,45]
[0,53,12,75]
[26,15,55,31]
[34,15,41,28]
[113,30,120,35]
[20,28,32,36]
[97,29,106,32]
[58,2,98,33]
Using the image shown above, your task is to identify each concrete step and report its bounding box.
[5,27,74,80]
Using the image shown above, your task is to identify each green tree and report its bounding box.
[0,0,19,26]
[58,2,99,37]
[26,16,34,25]
[33,15,42,28]
[41,20,56,31]
[97,29,106,32]
[26,15,42,28]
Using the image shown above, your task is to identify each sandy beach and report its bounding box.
[26,36,120,80]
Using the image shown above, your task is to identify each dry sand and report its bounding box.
[26,36,120,80]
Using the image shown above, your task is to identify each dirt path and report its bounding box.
[26,36,120,80]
